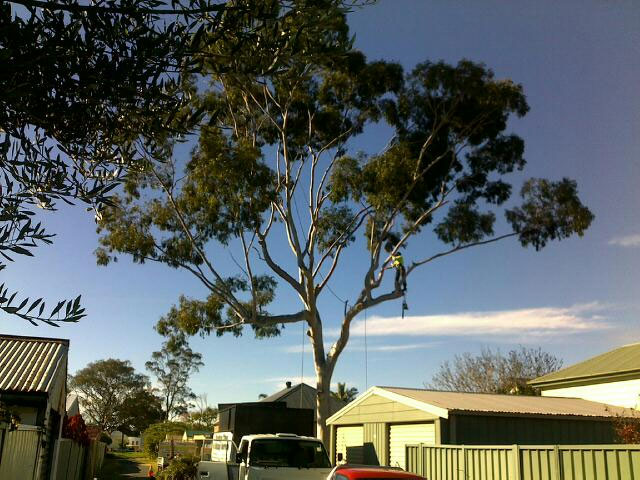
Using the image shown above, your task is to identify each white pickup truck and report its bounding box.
[197,432,333,480]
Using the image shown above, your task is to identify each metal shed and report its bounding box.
[326,386,638,470]
[0,334,69,480]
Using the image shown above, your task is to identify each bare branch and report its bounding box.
[407,232,519,273]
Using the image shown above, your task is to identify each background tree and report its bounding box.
[70,358,150,431]
[146,338,204,420]
[96,7,593,443]
[142,421,188,459]
[119,389,165,436]
[428,346,563,395]
[187,393,218,430]
[331,383,359,403]
[99,432,113,446]
[188,407,219,430]
[1,0,360,324]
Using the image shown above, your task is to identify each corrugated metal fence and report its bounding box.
[406,444,640,480]
[85,440,106,479]
[55,439,107,480]
[56,439,85,480]
[0,426,42,480]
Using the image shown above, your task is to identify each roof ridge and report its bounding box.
[0,334,69,345]
[380,386,602,401]
[530,342,640,386]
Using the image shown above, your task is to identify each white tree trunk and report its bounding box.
[315,366,332,447]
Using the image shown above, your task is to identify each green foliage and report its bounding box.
[2,0,357,325]
[0,401,21,430]
[99,432,113,445]
[0,0,199,324]
[94,4,593,442]
[70,358,156,432]
[145,338,204,420]
[157,456,198,480]
[187,406,218,430]
[506,178,595,250]
[119,389,165,436]
[142,422,188,459]
[331,382,358,403]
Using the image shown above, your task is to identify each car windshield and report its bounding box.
[249,439,331,468]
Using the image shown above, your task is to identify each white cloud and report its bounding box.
[609,234,640,247]
[282,341,439,354]
[343,303,610,338]
[347,342,440,352]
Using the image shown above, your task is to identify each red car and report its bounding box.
[327,465,426,479]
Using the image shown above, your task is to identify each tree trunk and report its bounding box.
[315,367,331,448]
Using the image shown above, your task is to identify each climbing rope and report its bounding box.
[300,320,305,407]
[364,307,368,390]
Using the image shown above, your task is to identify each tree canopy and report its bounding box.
[428,346,564,395]
[70,358,157,432]
[1,0,361,324]
[95,6,593,443]
[146,337,204,420]
[142,421,188,459]
[331,382,359,403]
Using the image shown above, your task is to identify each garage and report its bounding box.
[389,423,435,470]
[327,386,634,468]
[335,425,363,464]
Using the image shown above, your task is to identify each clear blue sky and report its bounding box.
[2,0,639,403]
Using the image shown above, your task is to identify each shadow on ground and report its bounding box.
[98,457,150,479]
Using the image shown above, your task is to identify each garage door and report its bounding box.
[389,423,435,470]
[336,426,364,464]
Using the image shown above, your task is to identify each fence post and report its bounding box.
[461,445,467,480]
[553,445,561,480]
[512,444,521,480]
[418,443,424,477]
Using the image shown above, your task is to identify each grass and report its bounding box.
[109,450,149,460]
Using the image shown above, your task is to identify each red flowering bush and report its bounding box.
[62,414,90,446]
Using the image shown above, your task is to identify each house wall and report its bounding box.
[449,414,616,445]
[40,357,66,480]
[541,378,640,409]
[329,394,440,465]
[329,394,439,426]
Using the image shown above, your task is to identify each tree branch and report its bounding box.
[407,232,520,273]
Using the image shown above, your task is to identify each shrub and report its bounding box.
[99,432,113,445]
[157,456,198,480]
[62,414,90,446]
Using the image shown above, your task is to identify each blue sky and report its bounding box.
[2,0,640,404]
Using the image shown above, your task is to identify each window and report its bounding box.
[249,439,331,468]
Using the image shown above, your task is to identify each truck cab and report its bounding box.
[198,433,333,480]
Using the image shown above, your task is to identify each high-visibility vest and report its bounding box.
[392,254,404,268]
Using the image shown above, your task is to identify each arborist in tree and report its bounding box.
[384,241,409,317]
[391,252,407,293]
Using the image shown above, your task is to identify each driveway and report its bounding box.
[98,456,151,478]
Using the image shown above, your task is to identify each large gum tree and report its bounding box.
[95,7,593,444]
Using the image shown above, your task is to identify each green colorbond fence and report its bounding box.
[406,444,640,480]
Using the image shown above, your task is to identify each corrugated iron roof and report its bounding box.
[261,382,346,414]
[0,335,68,394]
[529,342,640,387]
[380,386,637,418]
